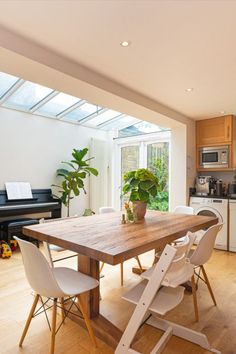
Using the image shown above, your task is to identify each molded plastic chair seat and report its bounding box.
[53,267,98,295]
[99,206,116,214]
[15,236,99,353]
[122,280,185,316]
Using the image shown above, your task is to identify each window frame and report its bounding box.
[113,132,171,210]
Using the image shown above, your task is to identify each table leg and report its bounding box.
[65,254,123,348]
[77,254,100,318]
[132,248,159,275]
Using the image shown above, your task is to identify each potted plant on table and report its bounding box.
[52,148,98,217]
[122,168,159,220]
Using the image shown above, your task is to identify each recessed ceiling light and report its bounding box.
[220,110,225,114]
[185,88,193,92]
[120,40,131,47]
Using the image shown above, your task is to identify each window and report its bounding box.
[103,115,140,131]
[147,142,169,211]
[63,102,102,121]
[86,109,121,126]
[3,81,53,110]
[0,72,19,98]
[36,92,81,116]
[116,135,170,211]
[121,145,140,205]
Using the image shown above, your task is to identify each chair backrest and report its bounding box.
[99,207,116,214]
[189,223,223,266]
[39,218,54,267]
[164,236,190,277]
[172,236,190,259]
[174,205,194,215]
[14,237,64,298]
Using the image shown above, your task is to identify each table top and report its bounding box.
[23,211,218,265]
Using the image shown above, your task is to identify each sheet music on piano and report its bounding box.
[5,182,33,200]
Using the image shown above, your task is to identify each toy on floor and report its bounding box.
[0,241,12,258]
[10,239,18,251]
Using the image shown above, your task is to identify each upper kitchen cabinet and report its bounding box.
[196,115,233,146]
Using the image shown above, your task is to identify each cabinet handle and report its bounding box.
[227,126,230,139]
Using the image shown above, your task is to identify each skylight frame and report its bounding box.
[0,72,22,100]
[0,79,25,104]
[2,81,56,112]
[35,92,83,118]
[0,70,164,135]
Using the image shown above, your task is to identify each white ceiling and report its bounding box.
[0,0,235,120]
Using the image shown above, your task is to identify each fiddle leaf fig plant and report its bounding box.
[123,168,159,203]
[53,148,98,216]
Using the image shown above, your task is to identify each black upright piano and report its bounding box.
[0,189,61,243]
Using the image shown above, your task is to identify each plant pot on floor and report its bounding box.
[133,201,147,220]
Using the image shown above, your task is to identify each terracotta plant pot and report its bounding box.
[133,201,147,220]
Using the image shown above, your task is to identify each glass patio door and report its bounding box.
[117,140,169,210]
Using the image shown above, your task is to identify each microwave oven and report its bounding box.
[199,146,229,168]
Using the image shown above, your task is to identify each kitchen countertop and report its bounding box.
[190,194,235,200]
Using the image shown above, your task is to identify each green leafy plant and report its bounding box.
[148,146,169,211]
[122,168,159,203]
[53,148,98,216]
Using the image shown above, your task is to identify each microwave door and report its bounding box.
[201,151,218,166]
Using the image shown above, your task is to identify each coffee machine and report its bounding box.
[195,176,211,196]
[195,176,217,196]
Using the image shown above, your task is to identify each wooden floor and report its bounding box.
[1,246,236,354]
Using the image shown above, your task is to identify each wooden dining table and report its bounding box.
[23,210,218,348]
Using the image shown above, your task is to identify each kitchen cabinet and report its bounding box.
[196,115,233,146]
[196,115,236,171]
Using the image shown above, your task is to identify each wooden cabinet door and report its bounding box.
[196,115,232,146]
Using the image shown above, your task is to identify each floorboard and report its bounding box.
[0,247,235,353]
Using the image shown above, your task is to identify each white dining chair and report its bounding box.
[115,243,221,354]
[173,205,194,215]
[40,218,77,267]
[172,205,195,243]
[187,223,223,321]
[15,236,99,354]
[99,206,143,286]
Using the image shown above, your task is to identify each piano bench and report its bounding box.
[0,218,40,247]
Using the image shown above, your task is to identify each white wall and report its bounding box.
[0,41,197,211]
[0,107,108,216]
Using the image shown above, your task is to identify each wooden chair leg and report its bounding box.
[191,275,199,322]
[135,256,143,272]
[19,294,40,347]
[77,295,97,347]
[120,262,124,286]
[100,262,105,274]
[60,297,65,322]
[200,265,217,306]
[50,298,57,354]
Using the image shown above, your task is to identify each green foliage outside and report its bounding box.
[53,148,98,216]
[147,144,169,211]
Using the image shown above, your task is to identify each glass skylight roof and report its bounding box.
[119,121,167,137]
[0,70,166,135]
[0,72,19,98]
[63,102,102,121]
[86,109,121,126]
[103,115,140,131]
[3,81,53,110]
[36,92,81,117]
